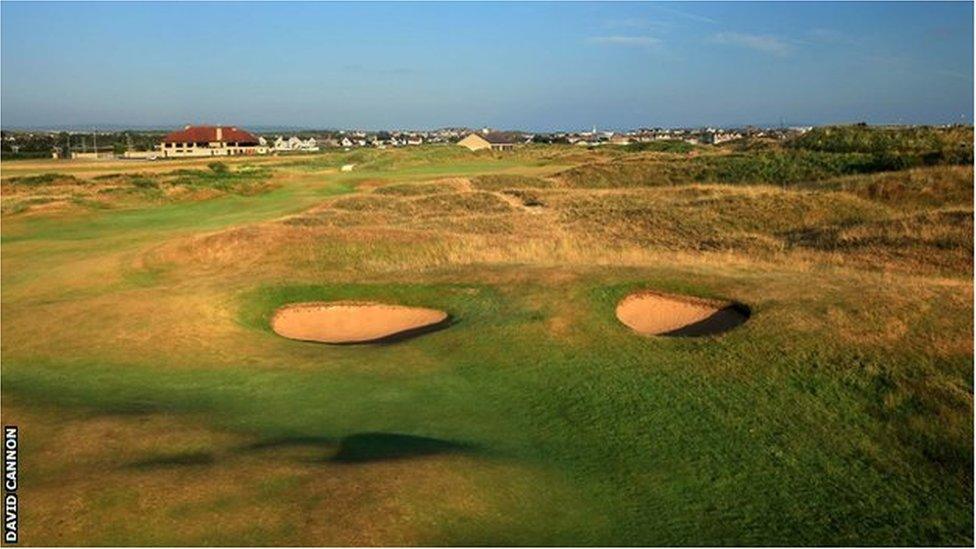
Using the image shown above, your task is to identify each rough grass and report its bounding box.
[286,167,970,274]
[785,208,974,272]
[6,172,83,185]
[788,124,973,163]
[807,165,974,209]
[373,181,461,196]
[623,139,697,153]
[163,163,274,193]
[1,139,972,545]
[557,149,967,189]
[1,164,278,215]
[470,174,561,190]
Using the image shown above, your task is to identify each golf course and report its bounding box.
[1,126,972,545]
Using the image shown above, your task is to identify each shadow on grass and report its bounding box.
[245,432,475,463]
[331,432,474,463]
[128,432,476,470]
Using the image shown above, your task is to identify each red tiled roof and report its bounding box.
[162,125,259,144]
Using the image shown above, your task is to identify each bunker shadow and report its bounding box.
[330,314,457,346]
[661,303,751,338]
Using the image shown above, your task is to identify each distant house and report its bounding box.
[271,136,319,152]
[302,137,320,152]
[160,125,267,158]
[609,134,632,146]
[457,131,522,151]
[702,130,743,145]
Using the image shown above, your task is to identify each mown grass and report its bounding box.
[1,136,972,545]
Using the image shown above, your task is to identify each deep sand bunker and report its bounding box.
[616,291,749,337]
[272,301,449,344]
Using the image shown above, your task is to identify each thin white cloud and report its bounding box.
[603,18,670,31]
[712,32,791,56]
[935,68,973,81]
[655,5,718,25]
[588,36,663,48]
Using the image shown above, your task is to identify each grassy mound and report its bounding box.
[787,124,973,163]
[623,139,698,154]
[2,162,278,215]
[373,181,462,196]
[557,150,951,189]
[6,172,83,186]
[470,174,559,190]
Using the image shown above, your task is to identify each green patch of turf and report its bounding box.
[4,276,972,545]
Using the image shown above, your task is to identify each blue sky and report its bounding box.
[1,1,972,130]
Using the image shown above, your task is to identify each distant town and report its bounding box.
[0,124,828,161]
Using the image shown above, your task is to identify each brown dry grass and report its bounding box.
[141,172,970,280]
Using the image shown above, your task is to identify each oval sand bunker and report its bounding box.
[616,291,748,337]
[272,301,449,344]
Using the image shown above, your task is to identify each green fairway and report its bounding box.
[1,137,972,545]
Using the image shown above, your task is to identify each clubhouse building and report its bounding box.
[159,125,268,158]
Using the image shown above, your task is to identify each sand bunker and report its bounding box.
[615,291,748,337]
[272,301,449,344]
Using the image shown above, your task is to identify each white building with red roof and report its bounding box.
[159,125,268,158]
